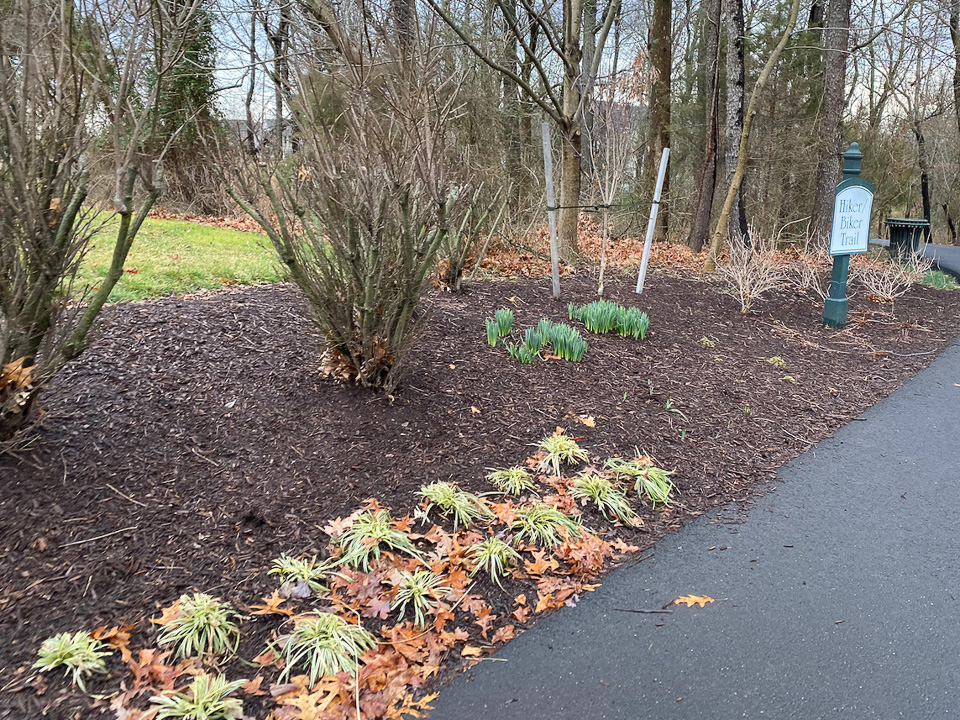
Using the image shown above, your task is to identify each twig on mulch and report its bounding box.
[60,526,138,548]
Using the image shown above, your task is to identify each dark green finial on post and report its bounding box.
[823,142,875,328]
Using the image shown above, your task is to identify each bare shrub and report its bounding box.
[851,253,934,302]
[226,49,478,389]
[716,234,788,314]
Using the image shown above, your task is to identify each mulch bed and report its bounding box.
[3,268,960,718]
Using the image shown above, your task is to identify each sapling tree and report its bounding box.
[0,0,205,440]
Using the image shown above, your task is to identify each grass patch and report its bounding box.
[922,270,960,290]
[79,218,279,302]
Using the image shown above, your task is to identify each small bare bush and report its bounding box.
[716,234,788,314]
[851,254,934,302]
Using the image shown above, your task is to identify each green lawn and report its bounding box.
[79,217,281,302]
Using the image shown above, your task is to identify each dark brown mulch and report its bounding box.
[3,269,960,718]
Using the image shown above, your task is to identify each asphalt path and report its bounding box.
[921,242,960,281]
[428,341,960,719]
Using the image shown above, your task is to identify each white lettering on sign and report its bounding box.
[830,185,874,256]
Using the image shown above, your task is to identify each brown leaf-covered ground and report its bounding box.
[3,268,960,718]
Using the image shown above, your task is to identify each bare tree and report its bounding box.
[425,0,620,262]
[646,0,671,241]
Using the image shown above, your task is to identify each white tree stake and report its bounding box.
[541,122,562,300]
[636,147,670,293]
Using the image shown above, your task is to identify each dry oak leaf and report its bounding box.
[471,406,481,414]
[241,676,266,696]
[674,594,715,608]
[250,590,295,617]
[514,593,527,606]
[511,605,531,623]
[491,624,516,644]
[577,415,596,428]
[460,646,485,658]
[524,551,560,576]
[150,601,182,627]
[92,624,135,664]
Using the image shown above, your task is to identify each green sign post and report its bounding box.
[823,142,874,328]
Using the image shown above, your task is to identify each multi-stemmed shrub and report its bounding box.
[511,503,584,548]
[277,612,378,684]
[569,474,638,524]
[467,537,523,588]
[536,429,589,475]
[151,674,246,720]
[156,593,241,661]
[34,631,111,692]
[332,509,421,571]
[487,466,536,495]
[391,570,451,627]
[418,482,492,530]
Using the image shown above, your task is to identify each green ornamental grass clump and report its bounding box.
[418,481,492,530]
[278,612,378,684]
[333,509,421,571]
[487,466,536,495]
[34,631,111,692]
[536,429,589,476]
[511,503,584,548]
[569,474,638,524]
[269,554,330,595]
[151,674,246,720]
[391,570,452,627]
[157,593,241,661]
[605,456,676,506]
[467,537,523,588]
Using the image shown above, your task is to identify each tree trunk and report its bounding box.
[706,0,802,270]
[809,0,852,250]
[558,0,583,261]
[952,0,960,135]
[502,0,523,186]
[687,0,721,251]
[724,0,748,245]
[913,122,932,242]
[647,0,671,241]
[581,0,597,183]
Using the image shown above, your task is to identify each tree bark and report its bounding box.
[724,0,749,245]
[580,0,597,183]
[706,0,802,270]
[913,122,932,242]
[687,0,721,251]
[557,0,583,260]
[809,0,852,250]
[952,0,960,135]
[647,0,671,241]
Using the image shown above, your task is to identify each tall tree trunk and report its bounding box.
[557,0,583,261]
[913,122,932,241]
[647,0,671,241]
[706,0,802,270]
[724,0,748,244]
[502,0,523,187]
[952,0,960,135]
[581,0,597,184]
[809,0,852,250]
[688,0,721,251]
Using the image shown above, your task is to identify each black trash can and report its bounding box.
[885,217,930,262]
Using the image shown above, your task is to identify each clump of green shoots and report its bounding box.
[569,474,639,524]
[418,481,492,530]
[156,593,241,661]
[467,537,523,588]
[485,318,499,347]
[34,631,111,692]
[506,342,539,364]
[333,509,421,571]
[536,318,554,337]
[536,429,589,476]
[487,466,536,495]
[270,554,330,595]
[605,456,676,507]
[277,612,377,684]
[568,300,650,340]
[391,570,451,627]
[511,503,584,548]
[767,356,787,369]
[494,308,514,336]
[545,323,588,362]
[523,328,543,353]
[151,674,246,720]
